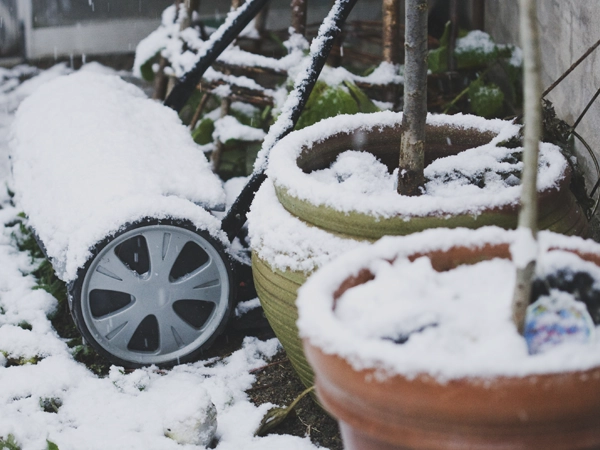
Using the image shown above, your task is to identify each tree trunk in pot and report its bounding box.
[398,0,428,196]
[512,0,542,333]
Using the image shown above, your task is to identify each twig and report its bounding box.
[442,84,469,114]
[542,37,600,98]
[249,358,289,374]
[254,386,315,436]
[152,57,169,101]
[189,92,210,130]
[246,383,278,392]
[211,98,231,172]
[448,0,458,72]
[198,79,275,106]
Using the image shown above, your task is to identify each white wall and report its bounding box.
[485,0,600,200]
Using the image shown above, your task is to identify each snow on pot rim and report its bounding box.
[297,226,600,381]
[9,71,226,282]
[247,179,368,274]
[267,111,567,219]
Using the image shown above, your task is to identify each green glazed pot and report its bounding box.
[275,121,588,240]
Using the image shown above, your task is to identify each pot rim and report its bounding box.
[247,179,368,274]
[297,226,600,381]
[266,110,569,219]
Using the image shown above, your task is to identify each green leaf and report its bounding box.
[344,81,380,114]
[468,79,505,118]
[295,81,359,130]
[216,145,247,180]
[191,118,215,146]
[46,440,59,450]
[139,51,160,82]
[428,46,448,73]
[428,21,451,73]
[0,434,20,450]
[230,104,263,128]
[438,21,452,47]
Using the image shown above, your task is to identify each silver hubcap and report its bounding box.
[81,225,230,365]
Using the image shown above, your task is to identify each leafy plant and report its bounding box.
[192,118,215,145]
[9,217,110,373]
[430,22,522,118]
[0,434,20,450]
[468,79,505,118]
[295,80,379,130]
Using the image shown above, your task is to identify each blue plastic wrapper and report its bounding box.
[525,290,595,355]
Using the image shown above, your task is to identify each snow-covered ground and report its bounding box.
[0,65,320,450]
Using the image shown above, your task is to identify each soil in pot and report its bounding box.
[298,227,600,450]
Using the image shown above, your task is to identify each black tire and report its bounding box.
[69,218,235,368]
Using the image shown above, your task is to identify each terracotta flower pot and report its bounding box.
[298,227,600,449]
[249,111,589,389]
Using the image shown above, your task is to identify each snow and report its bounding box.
[214,115,266,143]
[508,45,524,67]
[297,227,600,381]
[314,62,402,88]
[132,5,178,78]
[510,227,539,268]
[10,70,226,282]
[0,65,324,450]
[216,43,307,73]
[204,67,275,96]
[235,298,262,317]
[455,30,497,56]
[267,111,567,218]
[309,150,397,195]
[253,0,359,172]
[134,0,275,80]
[248,179,368,274]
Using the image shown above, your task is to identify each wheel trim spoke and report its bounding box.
[89,253,139,293]
[171,258,222,304]
[158,307,203,354]
[92,303,143,350]
[142,229,188,278]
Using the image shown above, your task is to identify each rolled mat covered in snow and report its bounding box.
[9,71,226,282]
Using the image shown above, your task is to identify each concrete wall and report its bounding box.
[0,0,20,57]
[15,0,385,60]
[485,0,600,200]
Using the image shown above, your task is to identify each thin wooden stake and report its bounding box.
[189,92,210,130]
[382,0,401,65]
[211,98,231,172]
[291,0,307,36]
[512,0,543,334]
